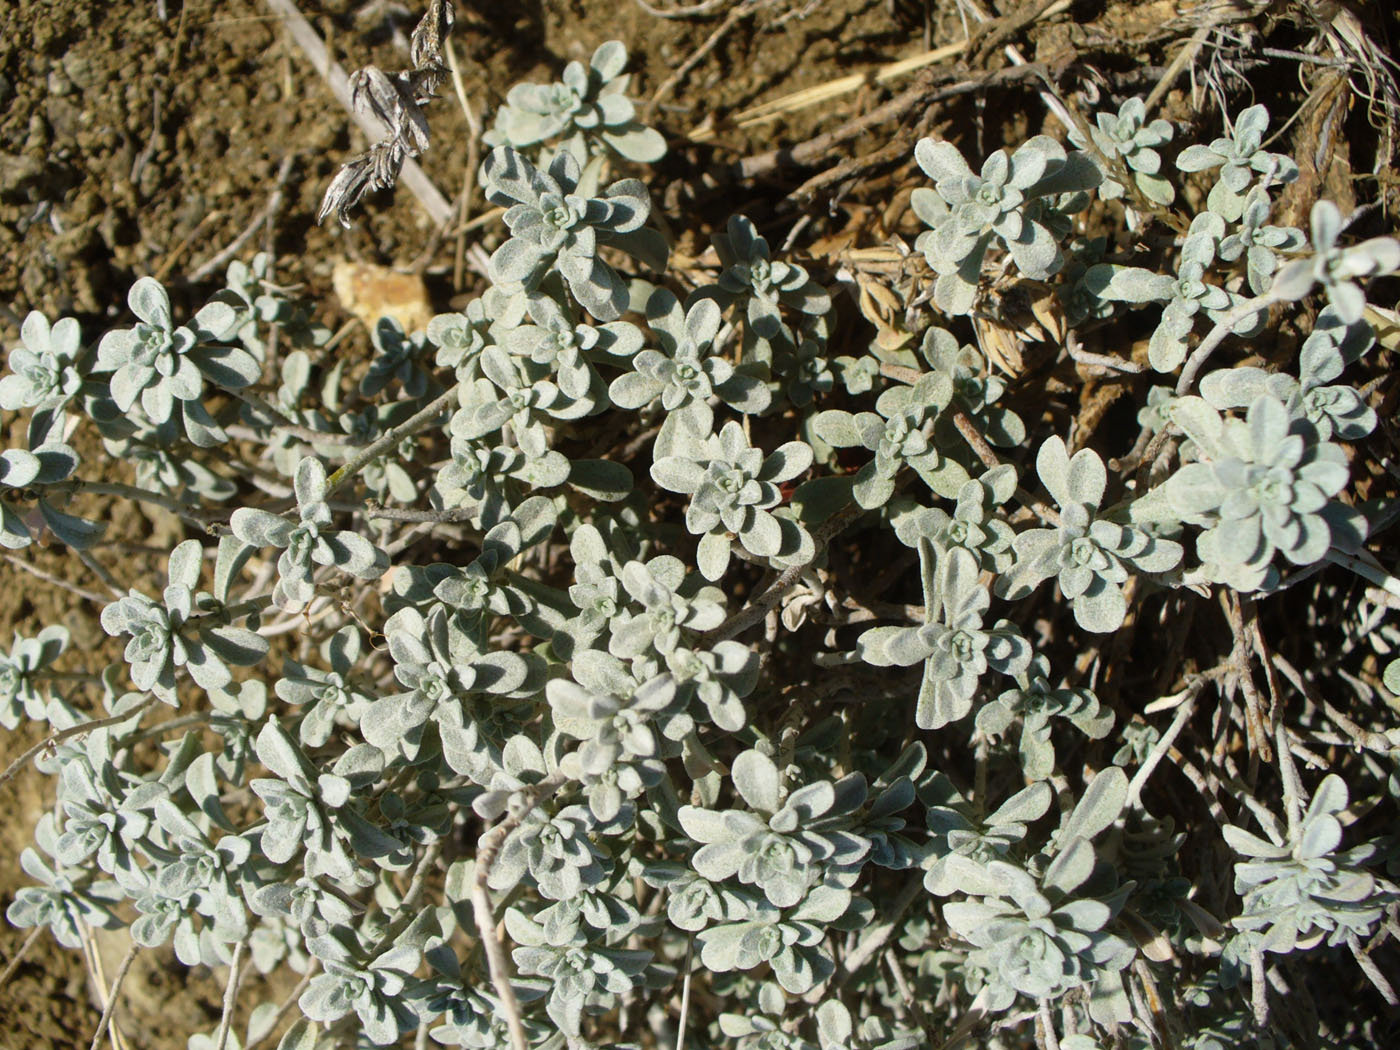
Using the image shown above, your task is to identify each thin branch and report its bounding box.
[225,387,360,445]
[1,551,110,604]
[358,501,481,523]
[57,478,222,526]
[1224,590,1274,767]
[326,382,458,497]
[188,154,298,283]
[1145,22,1218,114]
[214,940,247,1050]
[0,697,159,792]
[1037,998,1062,1050]
[471,773,569,1050]
[400,839,445,912]
[835,876,926,987]
[1349,932,1399,1005]
[88,940,140,1050]
[1065,329,1144,374]
[1175,291,1281,395]
[1125,682,1203,810]
[651,0,755,107]
[737,62,1044,180]
[244,960,320,1050]
[1270,650,1391,751]
[634,0,726,17]
[83,549,144,599]
[675,935,694,1050]
[1325,548,1400,599]
[704,500,867,644]
[0,926,43,989]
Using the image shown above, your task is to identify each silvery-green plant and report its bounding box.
[919,326,1026,448]
[500,292,642,401]
[651,419,814,580]
[943,849,1136,1020]
[93,276,260,447]
[921,775,1051,896]
[694,213,832,361]
[363,603,538,760]
[605,558,728,661]
[487,799,609,901]
[275,625,375,747]
[1175,103,1298,221]
[891,464,1017,574]
[51,729,163,891]
[783,315,837,407]
[609,288,770,457]
[506,904,652,1035]
[148,797,251,944]
[6,814,124,950]
[1197,304,1377,441]
[911,134,1100,314]
[678,748,869,908]
[0,310,85,446]
[812,370,968,509]
[1085,212,1247,372]
[100,539,268,705]
[942,769,1136,1022]
[1217,187,1305,295]
[1162,393,1362,590]
[695,883,854,994]
[0,414,103,550]
[426,287,524,381]
[857,543,1031,729]
[231,456,387,610]
[361,317,435,399]
[482,146,667,321]
[433,431,568,527]
[720,983,821,1050]
[1070,95,1176,205]
[1224,775,1395,955]
[299,926,423,1044]
[1270,199,1400,323]
[102,423,236,503]
[0,624,68,729]
[5,23,1400,1050]
[454,345,592,459]
[997,437,1182,632]
[251,719,398,884]
[223,251,331,360]
[546,652,681,821]
[975,654,1113,780]
[484,39,666,164]
[407,940,550,1049]
[640,861,755,933]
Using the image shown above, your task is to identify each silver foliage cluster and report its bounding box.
[4,39,1400,1050]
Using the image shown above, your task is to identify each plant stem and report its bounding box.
[213,940,246,1050]
[0,697,159,792]
[88,941,140,1050]
[0,926,43,989]
[1175,291,1280,395]
[326,383,459,497]
[705,500,867,643]
[471,773,568,1050]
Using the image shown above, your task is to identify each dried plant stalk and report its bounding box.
[318,0,456,226]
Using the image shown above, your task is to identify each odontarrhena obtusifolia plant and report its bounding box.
[6,4,1400,1049]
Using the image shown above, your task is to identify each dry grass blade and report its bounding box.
[688,0,1072,143]
[688,41,966,142]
